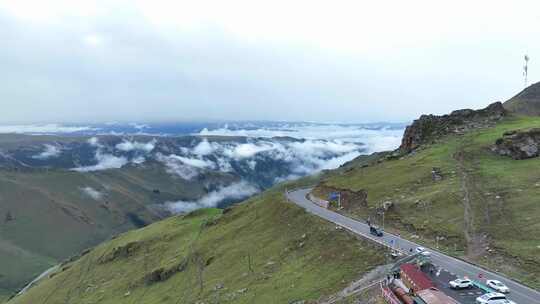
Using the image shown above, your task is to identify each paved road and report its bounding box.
[286,188,540,304]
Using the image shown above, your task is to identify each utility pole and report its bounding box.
[524,54,530,87]
[380,202,385,231]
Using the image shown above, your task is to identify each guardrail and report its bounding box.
[472,281,494,294]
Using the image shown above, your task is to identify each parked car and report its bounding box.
[415,246,431,256]
[486,280,510,293]
[449,278,473,289]
[476,292,515,304]
[369,226,383,237]
[390,250,403,259]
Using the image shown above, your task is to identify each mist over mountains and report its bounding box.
[0,121,404,212]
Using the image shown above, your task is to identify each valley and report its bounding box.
[0,124,399,300]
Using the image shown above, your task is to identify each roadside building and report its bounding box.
[399,264,434,293]
[416,287,459,304]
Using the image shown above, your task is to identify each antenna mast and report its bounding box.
[524,54,530,87]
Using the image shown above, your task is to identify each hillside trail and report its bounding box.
[319,264,391,304]
[454,138,487,260]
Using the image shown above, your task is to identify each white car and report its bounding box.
[475,292,515,304]
[415,246,431,256]
[449,278,473,289]
[486,280,510,293]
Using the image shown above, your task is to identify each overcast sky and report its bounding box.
[1,0,539,124]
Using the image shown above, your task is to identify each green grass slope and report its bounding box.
[314,115,540,289]
[8,184,386,304]
[0,164,233,297]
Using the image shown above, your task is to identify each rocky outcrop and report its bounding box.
[492,128,540,159]
[504,81,540,115]
[400,102,506,153]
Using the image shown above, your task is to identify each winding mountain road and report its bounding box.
[286,188,540,304]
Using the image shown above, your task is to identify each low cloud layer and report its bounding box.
[71,137,156,172]
[165,181,258,213]
[0,124,96,134]
[198,123,403,154]
[33,144,61,159]
[156,153,214,180]
[80,186,103,200]
[72,151,128,172]
[116,139,156,152]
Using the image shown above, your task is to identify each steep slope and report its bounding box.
[8,183,386,304]
[0,164,234,299]
[314,113,540,289]
[504,81,540,115]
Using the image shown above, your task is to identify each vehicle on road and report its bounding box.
[415,246,431,256]
[390,250,403,259]
[449,278,473,289]
[475,292,515,304]
[369,225,383,237]
[486,280,510,293]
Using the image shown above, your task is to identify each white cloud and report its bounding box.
[32,144,61,159]
[246,159,257,170]
[115,139,156,152]
[72,151,128,172]
[216,157,233,172]
[225,143,276,159]
[192,139,214,156]
[80,186,103,200]
[132,156,146,164]
[187,124,404,178]
[198,123,403,146]
[0,124,96,134]
[170,154,214,169]
[165,181,258,213]
[87,137,101,147]
[156,153,214,180]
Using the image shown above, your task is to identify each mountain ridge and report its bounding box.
[504,81,540,115]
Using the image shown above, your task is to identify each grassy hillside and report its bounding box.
[504,81,540,115]
[0,164,233,297]
[8,183,386,304]
[314,115,540,289]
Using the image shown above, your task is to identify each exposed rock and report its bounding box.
[400,102,506,153]
[431,167,443,181]
[381,201,393,211]
[492,128,540,159]
[98,241,141,264]
[143,260,188,285]
[214,283,224,290]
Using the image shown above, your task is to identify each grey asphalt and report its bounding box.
[286,188,540,304]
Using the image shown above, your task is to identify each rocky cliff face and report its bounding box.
[492,128,540,159]
[400,102,506,153]
[504,81,540,115]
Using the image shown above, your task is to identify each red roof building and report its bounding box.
[399,263,435,293]
[417,288,459,304]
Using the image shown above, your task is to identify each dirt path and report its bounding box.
[454,141,487,260]
[320,264,391,304]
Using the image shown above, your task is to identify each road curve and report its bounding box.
[286,188,540,304]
